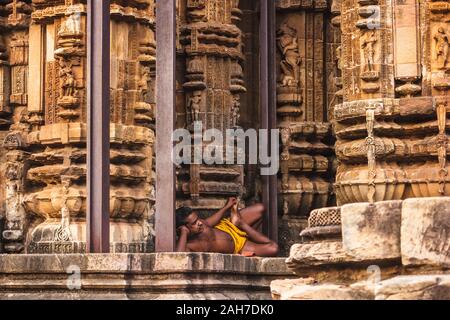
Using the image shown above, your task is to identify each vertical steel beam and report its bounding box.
[155,0,176,252]
[260,0,278,242]
[86,0,111,253]
[268,0,278,243]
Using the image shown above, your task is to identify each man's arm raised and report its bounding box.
[176,226,191,252]
[205,197,237,227]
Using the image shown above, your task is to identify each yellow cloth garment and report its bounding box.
[214,218,248,254]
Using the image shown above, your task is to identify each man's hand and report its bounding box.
[225,197,238,209]
[177,225,190,236]
[176,225,191,252]
[205,197,238,229]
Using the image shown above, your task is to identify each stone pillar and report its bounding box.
[0,2,12,253]
[275,0,336,253]
[0,0,31,254]
[0,0,157,254]
[176,0,246,212]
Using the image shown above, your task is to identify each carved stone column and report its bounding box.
[3,0,157,254]
[334,0,450,205]
[0,2,12,253]
[176,0,246,212]
[0,0,32,253]
[276,0,336,254]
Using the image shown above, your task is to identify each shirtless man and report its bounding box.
[176,198,279,257]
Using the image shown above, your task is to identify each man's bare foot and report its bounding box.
[241,251,255,257]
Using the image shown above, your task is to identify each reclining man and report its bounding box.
[176,198,279,257]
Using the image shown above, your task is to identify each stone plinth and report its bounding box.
[272,198,450,300]
[402,198,450,268]
[0,253,293,300]
[272,275,450,300]
[341,201,402,261]
[271,278,373,300]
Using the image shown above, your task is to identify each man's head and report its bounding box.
[176,207,205,235]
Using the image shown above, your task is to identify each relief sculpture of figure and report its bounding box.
[0,35,7,60]
[434,27,450,70]
[59,12,81,35]
[66,12,81,34]
[231,95,240,128]
[58,59,76,97]
[277,21,301,87]
[176,198,279,257]
[361,30,377,72]
[336,45,343,71]
[189,90,202,123]
[138,66,151,101]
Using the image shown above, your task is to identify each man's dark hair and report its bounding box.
[176,207,193,228]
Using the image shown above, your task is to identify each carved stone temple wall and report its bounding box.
[0,0,343,255]
[0,0,156,254]
[276,0,338,254]
[272,0,450,300]
[175,0,247,212]
[334,0,450,204]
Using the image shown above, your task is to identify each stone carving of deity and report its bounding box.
[434,27,450,70]
[336,45,343,71]
[189,90,202,123]
[231,94,240,128]
[361,30,377,72]
[0,35,6,58]
[277,21,301,87]
[139,66,151,101]
[61,12,81,35]
[58,59,76,98]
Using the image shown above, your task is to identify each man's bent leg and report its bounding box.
[242,240,279,257]
[239,203,264,229]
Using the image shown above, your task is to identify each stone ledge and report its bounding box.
[0,253,293,300]
[285,241,401,282]
[375,275,450,300]
[271,275,450,300]
[271,278,373,300]
[0,253,289,274]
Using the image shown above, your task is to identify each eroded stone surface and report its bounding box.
[341,201,402,261]
[286,241,349,272]
[271,275,450,300]
[271,278,373,300]
[375,275,450,300]
[402,197,450,268]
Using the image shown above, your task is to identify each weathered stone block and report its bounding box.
[401,197,450,267]
[271,278,373,300]
[278,217,308,257]
[341,201,402,261]
[376,275,450,300]
[286,241,348,271]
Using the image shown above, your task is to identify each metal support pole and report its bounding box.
[86,0,111,253]
[260,0,278,241]
[155,0,176,252]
